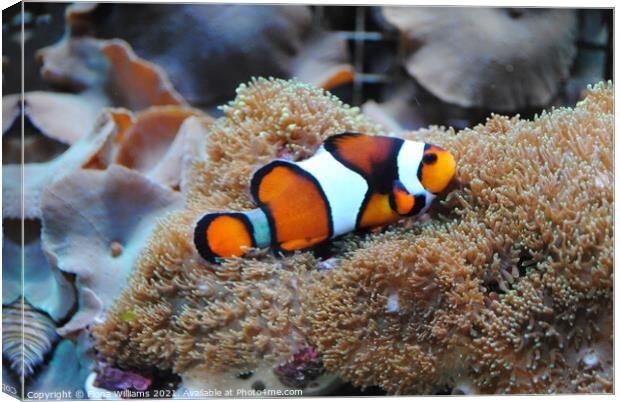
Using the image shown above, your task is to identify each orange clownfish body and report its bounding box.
[194,133,456,263]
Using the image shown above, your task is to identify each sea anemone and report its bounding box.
[303,81,613,394]
[92,79,612,395]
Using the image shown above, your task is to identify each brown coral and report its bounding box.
[93,79,613,395]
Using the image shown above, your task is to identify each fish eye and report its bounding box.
[422,153,438,165]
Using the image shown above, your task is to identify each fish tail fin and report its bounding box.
[193,212,257,263]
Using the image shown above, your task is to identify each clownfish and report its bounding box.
[194,132,456,263]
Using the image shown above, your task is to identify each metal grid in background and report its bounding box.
[312,6,614,108]
[312,6,399,106]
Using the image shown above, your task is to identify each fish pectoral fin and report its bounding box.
[280,236,327,251]
[390,180,416,215]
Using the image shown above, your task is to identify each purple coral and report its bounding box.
[274,347,325,389]
[94,362,152,392]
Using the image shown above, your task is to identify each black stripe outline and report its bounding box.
[388,180,408,212]
[417,143,444,195]
[417,143,431,184]
[387,182,427,217]
[410,194,427,216]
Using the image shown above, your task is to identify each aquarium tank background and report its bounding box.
[1,2,614,399]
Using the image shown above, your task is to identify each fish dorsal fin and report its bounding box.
[324,132,403,191]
